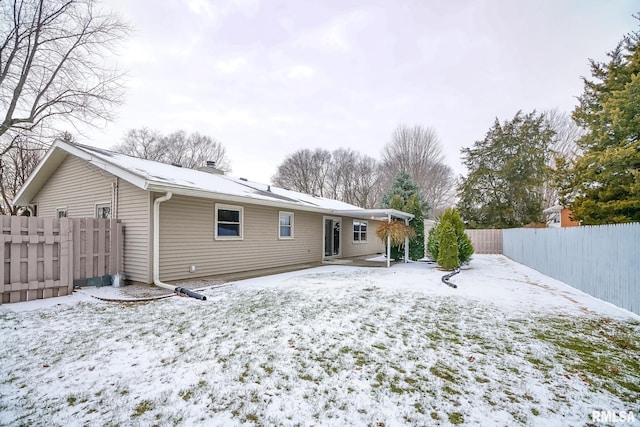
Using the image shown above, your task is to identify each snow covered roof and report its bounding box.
[13,141,413,219]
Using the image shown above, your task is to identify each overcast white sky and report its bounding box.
[82,0,638,183]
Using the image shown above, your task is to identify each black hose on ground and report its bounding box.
[174,287,207,300]
[441,268,460,289]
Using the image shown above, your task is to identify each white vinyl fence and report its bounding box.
[503,223,640,316]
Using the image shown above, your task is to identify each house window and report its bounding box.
[96,203,111,219]
[353,221,367,242]
[215,204,243,239]
[279,212,294,239]
[56,207,68,218]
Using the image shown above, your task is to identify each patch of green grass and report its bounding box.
[448,411,464,424]
[390,382,404,394]
[179,389,193,401]
[504,389,519,403]
[533,316,640,403]
[339,346,352,354]
[132,400,154,418]
[531,407,540,416]
[413,402,425,414]
[66,396,77,406]
[442,385,461,396]
[404,377,417,385]
[429,363,458,382]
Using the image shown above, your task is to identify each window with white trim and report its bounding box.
[215,204,243,239]
[353,220,367,242]
[95,203,111,219]
[56,207,68,218]
[279,212,294,239]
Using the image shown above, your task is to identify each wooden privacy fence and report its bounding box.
[1,216,123,304]
[465,229,503,254]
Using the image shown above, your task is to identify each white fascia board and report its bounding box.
[333,208,414,220]
[13,141,149,207]
[60,143,148,190]
[145,183,332,215]
[12,143,63,206]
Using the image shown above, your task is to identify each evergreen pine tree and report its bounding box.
[457,111,554,228]
[380,173,428,260]
[559,21,640,224]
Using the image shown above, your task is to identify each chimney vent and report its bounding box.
[197,161,224,175]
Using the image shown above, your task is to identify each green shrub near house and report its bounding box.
[428,208,474,269]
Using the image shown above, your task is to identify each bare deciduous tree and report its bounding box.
[273,147,382,208]
[163,131,231,171]
[1,0,129,211]
[0,137,46,214]
[542,109,584,208]
[0,0,131,147]
[349,154,383,208]
[112,128,232,172]
[113,128,165,161]
[381,124,456,215]
[272,148,332,196]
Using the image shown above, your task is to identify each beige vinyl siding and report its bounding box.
[33,155,113,217]
[116,180,152,283]
[341,218,385,258]
[32,155,151,283]
[157,194,323,281]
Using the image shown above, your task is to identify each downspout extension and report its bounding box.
[153,192,207,301]
[441,268,460,289]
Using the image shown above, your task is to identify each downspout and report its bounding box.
[112,178,119,219]
[153,192,207,300]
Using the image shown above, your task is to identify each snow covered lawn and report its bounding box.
[1,255,639,426]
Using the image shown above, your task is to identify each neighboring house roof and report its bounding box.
[543,205,562,215]
[13,140,413,220]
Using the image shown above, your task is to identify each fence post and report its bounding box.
[59,218,74,296]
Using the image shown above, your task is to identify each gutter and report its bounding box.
[153,192,207,300]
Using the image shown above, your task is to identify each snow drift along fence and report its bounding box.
[503,223,640,316]
[465,229,503,254]
[1,216,123,304]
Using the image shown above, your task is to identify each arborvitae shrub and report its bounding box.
[437,221,459,270]
[427,208,474,268]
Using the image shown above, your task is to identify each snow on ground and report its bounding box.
[1,255,638,426]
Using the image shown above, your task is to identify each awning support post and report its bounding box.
[404,218,409,263]
[386,213,391,268]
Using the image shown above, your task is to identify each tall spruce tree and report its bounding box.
[559,20,640,224]
[381,173,427,260]
[457,111,554,228]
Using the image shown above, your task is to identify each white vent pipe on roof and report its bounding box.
[153,192,206,300]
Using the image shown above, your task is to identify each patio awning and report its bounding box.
[334,208,414,267]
